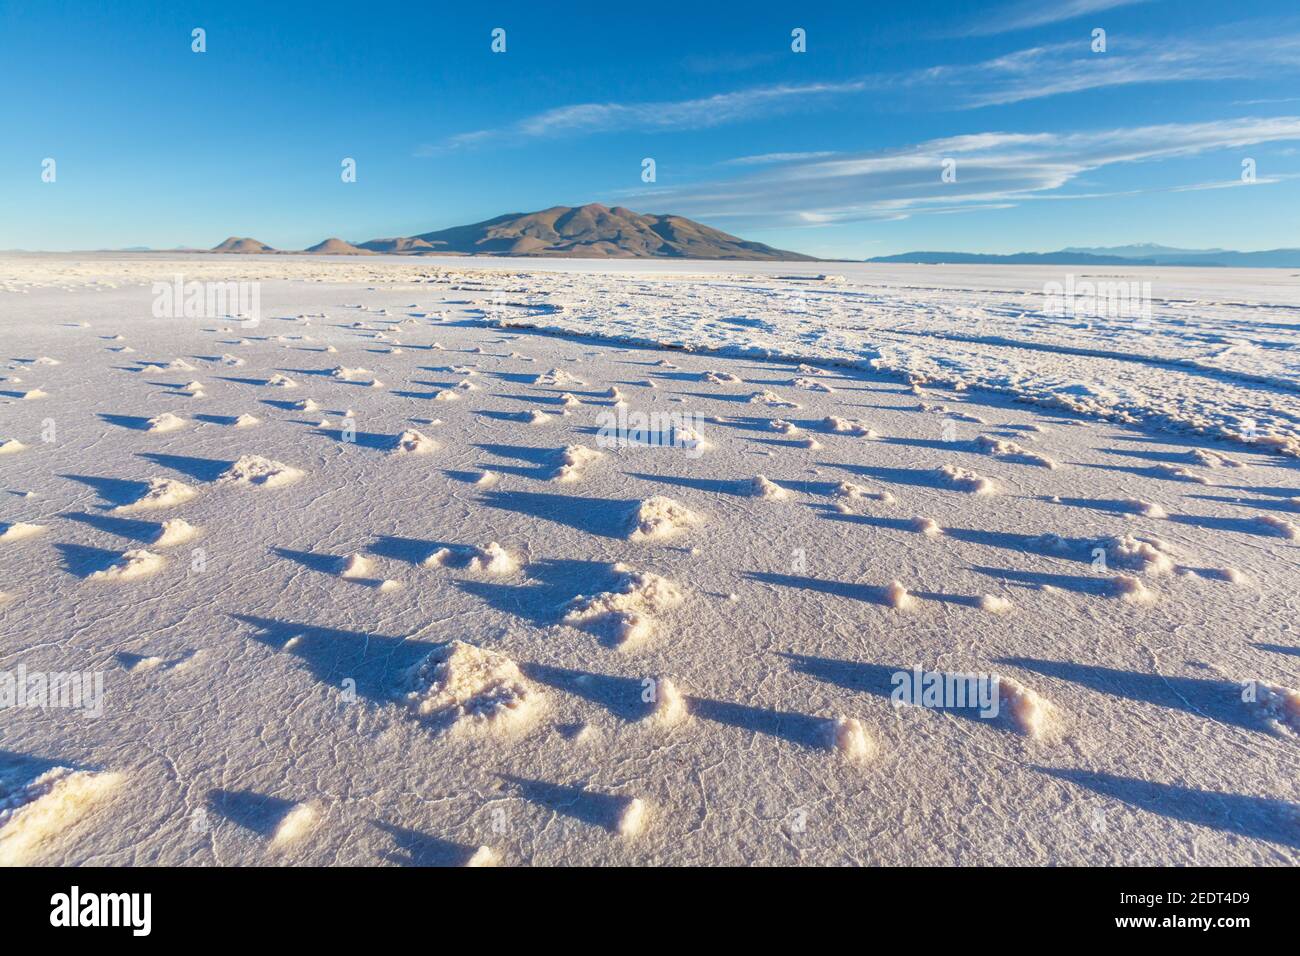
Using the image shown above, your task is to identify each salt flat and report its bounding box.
[1,254,1297,865]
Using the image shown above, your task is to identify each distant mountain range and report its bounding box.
[867,244,1300,268]
[206,204,813,261]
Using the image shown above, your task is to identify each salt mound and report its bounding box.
[937,464,997,495]
[749,390,799,408]
[771,419,800,434]
[825,716,875,762]
[627,496,700,541]
[700,370,741,384]
[1098,534,1176,575]
[823,416,875,437]
[1120,498,1167,519]
[0,439,28,455]
[217,455,302,488]
[16,389,47,400]
[996,677,1054,738]
[550,444,602,482]
[562,562,684,648]
[979,594,1014,614]
[473,470,498,486]
[423,542,518,575]
[1111,574,1155,604]
[152,518,198,547]
[389,429,437,454]
[219,354,245,367]
[749,475,788,500]
[882,580,914,610]
[432,388,461,401]
[144,413,185,433]
[292,398,319,411]
[1155,464,1210,484]
[524,409,555,425]
[112,477,197,512]
[975,435,1056,469]
[232,414,260,428]
[403,640,541,732]
[791,377,833,392]
[336,554,372,578]
[616,798,647,837]
[1247,682,1300,737]
[0,522,45,543]
[269,802,318,847]
[645,677,687,726]
[266,373,298,388]
[0,768,122,866]
[1253,514,1299,540]
[465,846,498,867]
[533,368,585,387]
[89,549,164,581]
[1189,449,1246,469]
[833,481,893,504]
[910,516,942,537]
[33,356,60,366]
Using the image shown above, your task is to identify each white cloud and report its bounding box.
[614,117,1300,227]
[419,27,1300,152]
[962,0,1150,36]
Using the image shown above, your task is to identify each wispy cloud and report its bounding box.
[419,26,1300,152]
[961,0,1150,37]
[613,117,1300,227]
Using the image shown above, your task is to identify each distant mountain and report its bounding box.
[867,251,1142,266]
[356,237,438,254]
[869,246,1300,268]
[409,204,815,260]
[304,237,372,255]
[212,237,274,253]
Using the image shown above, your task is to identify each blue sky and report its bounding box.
[3,0,1299,257]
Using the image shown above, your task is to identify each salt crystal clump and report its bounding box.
[0,439,26,455]
[231,413,260,428]
[1097,534,1176,575]
[700,370,741,384]
[995,676,1053,738]
[1111,574,1155,604]
[833,481,893,504]
[1155,464,1210,484]
[791,377,834,393]
[152,518,198,547]
[1189,449,1246,469]
[749,390,799,408]
[89,549,164,581]
[974,435,1056,469]
[979,594,1014,614]
[403,640,541,733]
[524,409,555,425]
[825,716,875,762]
[562,563,684,648]
[1247,682,1300,737]
[266,373,298,388]
[550,445,602,483]
[937,464,997,495]
[882,580,914,610]
[16,389,47,400]
[144,413,185,433]
[0,768,122,866]
[216,455,302,488]
[771,419,800,435]
[473,470,498,486]
[269,802,318,848]
[627,496,701,541]
[1253,514,1299,540]
[423,542,518,575]
[910,516,942,537]
[645,677,687,726]
[292,398,319,412]
[389,429,437,454]
[219,354,245,367]
[0,522,45,543]
[823,416,875,437]
[616,798,647,837]
[113,477,197,512]
[336,554,372,579]
[1120,498,1167,519]
[749,475,788,500]
[533,368,585,387]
